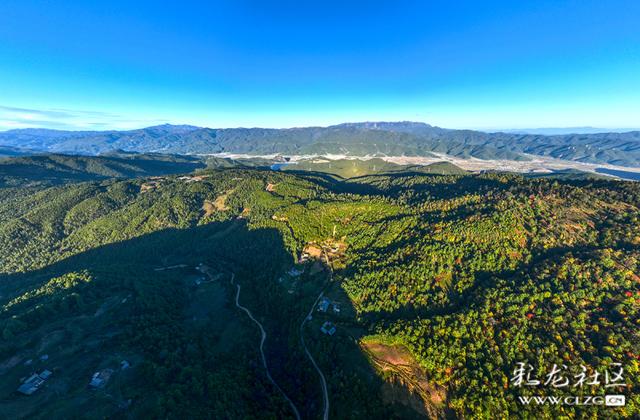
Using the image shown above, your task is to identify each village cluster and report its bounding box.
[17,359,131,396]
[140,174,210,193]
[314,296,341,336]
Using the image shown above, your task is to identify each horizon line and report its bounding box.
[1,121,639,135]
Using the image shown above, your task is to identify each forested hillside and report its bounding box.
[0,162,638,418]
[281,158,467,179]
[0,146,33,159]
[0,153,206,188]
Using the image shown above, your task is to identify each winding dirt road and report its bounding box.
[231,274,302,420]
[226,255,332,420]
[299,251,333,420]
[300,291,330,420]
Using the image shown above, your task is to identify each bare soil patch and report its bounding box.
[202,189,234,216]
[361,339,447,417]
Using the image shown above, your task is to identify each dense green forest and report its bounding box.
[0,157,638,418]
[0,153,207,188]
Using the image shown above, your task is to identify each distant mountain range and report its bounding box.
[1,122,640,166]
[494,127,640,135]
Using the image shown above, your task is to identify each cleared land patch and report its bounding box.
[361,338,446,418]
[202,189,234,216]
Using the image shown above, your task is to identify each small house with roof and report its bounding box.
[89,369,114,388]
[287,267,304,277]
[317,297,331,312]
[17,370,52,395]
[320,321,336,336]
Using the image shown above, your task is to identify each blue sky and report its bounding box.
[0,0,638,130]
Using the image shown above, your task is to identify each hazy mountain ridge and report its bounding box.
[496,127,640,135]
[1,122,640,166]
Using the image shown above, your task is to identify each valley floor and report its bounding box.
[208,151,640,179]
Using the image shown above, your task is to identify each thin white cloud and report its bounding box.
[0,105,168,131]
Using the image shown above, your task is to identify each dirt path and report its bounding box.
[300,292,330,420]
[231,274,301,420]
[299,252,332,420]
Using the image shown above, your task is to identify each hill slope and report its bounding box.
[0,153,206,188]
[281,158,466,178]
[0,165,638,418]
